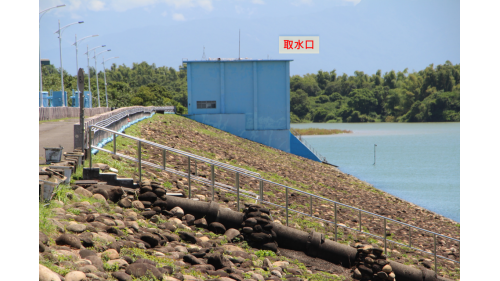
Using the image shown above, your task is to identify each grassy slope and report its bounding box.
[82,113,460,279]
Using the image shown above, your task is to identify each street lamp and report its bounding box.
[54,20,84,107]
[39,4,66,107]
[102,56,119,108]
[72,34,98,75]
[94,49,111,107]
[84,45,106,107]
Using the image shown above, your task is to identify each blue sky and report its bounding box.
[39,0,460,76]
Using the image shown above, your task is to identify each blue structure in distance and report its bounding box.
[51,91,68,107]
[184,58,322,162]
[39,91,50,107]
[70,90,93,108]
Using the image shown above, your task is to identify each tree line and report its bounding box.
[290,61,459,122]
[41,60,459,122]
[41,61,188,114]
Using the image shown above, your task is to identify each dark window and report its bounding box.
[197,101,216,109]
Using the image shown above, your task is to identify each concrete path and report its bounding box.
[39,118,79,164]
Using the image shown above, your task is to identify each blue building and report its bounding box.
[184,59,322,162]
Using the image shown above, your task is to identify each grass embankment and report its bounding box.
[80,114,460,279]
[292,128,352,135]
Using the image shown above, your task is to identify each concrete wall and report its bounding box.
[290,132,321,162]
[39,107,111,121]
[185,59,292,152]
[186,113,290,152]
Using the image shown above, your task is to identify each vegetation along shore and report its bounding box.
[41,60,459,123]
[292,128,352,136]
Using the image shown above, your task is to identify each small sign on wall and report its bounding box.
[279,36,319,54]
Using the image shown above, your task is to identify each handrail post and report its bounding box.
[211,164,215,201]
[88,129,93,168]
[334,202,337,241]
[310,195,313,216]
[195,160,198,177]
[188,156,191,199]
[259,180,263,202]
[384,218,387,255]
[113,133,116,154]
[162,150,166,170]
[236,172,240,211]
[285,187,289,226]
[409,227,412,248]
[138,141,142,183]
[434,234,437,273]
[359,210,362,232]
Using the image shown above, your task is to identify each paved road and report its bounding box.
[39,118,79,164]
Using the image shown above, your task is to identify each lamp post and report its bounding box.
[54,20,84,107]
[102,56,119,108]
[85,45,106,107]
[73,35,98,106]
[39,4,66,107]
[94,49,111,107]
[72,35,98,76]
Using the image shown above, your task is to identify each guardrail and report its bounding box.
[88,125,459,273]
[290,128,327,162]
[75,106,175,150]
[89,125,260,207]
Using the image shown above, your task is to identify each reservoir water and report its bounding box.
[290,123,460,222]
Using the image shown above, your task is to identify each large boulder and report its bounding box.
[118,198,132,208]
[85,255,104,271]
[39,264,61,281]
[138,191,158,203]
[55,233,82,249]
[140,233,160,248]
[74,187,93,198]
[208,222,226,234]
[112,272,132,281]
[125,263,163,279]
[64,271,86,281]
[206,253,233,270]
[79,249,97,259]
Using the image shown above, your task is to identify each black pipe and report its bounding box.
[163,196,453,281]
[271,223,357,268]
[164,196,243,229]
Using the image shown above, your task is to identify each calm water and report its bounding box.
[291,123,460,222]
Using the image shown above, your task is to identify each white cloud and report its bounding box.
[161,11,168,17]
[40,0,214,13]
[343,0,361,5]
[251,0,265,4]
[88,0,105,11]
[172,13,186,21]
[197,0,213,11]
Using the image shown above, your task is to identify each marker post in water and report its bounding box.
[373,144,377,165]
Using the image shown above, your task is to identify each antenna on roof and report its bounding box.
[202,46,206,60]
[239,29,240,60]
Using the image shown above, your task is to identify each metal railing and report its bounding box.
[88,125,459,273]
[89,125,260,206]
[290,128,327,162]
[87,106,175,151]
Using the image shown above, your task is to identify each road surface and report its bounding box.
[39,118,78,164]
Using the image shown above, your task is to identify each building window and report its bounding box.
[197,101,216,109]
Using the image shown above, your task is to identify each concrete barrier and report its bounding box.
[39,107,110,121]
